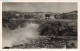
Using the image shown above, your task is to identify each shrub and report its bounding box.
[38,20,62,36]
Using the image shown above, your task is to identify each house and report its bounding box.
[36,12,56,20]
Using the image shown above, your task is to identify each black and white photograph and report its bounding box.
[2,2,77,49]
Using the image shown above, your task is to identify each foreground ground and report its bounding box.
[3,35,77,49]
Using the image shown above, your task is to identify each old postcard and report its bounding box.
[1,0,80,51]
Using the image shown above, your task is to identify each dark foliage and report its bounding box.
[39,20,77,36]
[39,21,62,36]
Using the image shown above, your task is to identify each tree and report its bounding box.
[60,13,67,19]
[38,21,62,36]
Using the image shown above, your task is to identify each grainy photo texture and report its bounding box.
[2,2,77,49]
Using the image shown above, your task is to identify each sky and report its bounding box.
[2,2,77,13]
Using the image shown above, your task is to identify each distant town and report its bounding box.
[2,11,77,20]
